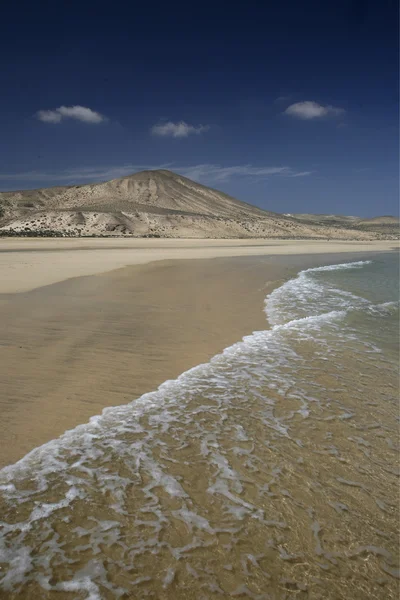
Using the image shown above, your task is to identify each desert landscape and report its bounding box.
[0,169,398,239]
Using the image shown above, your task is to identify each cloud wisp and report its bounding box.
[177,164,312,182]
[151,121,210,138]
[0,163,313,190]
[275,95,292,104]
[36,105,106,124]
[284,101,345,120]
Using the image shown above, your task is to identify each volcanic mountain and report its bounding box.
[0,170,397,239]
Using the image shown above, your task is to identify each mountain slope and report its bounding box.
[0,170,398,239]
[0,170,271,219]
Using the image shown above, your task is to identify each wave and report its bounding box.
[0,257,396,597]
[366,300,399,316]
[265,260,373,327]
[0,259,384,486]
[303,260,372,273]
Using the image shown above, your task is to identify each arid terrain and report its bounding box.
[0,169,398,239]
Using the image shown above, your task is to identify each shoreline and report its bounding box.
[0,249,394,468]
[1,251,398,600]
[0,238,397,293]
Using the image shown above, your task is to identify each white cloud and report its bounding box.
[0,165,139,183]
[36,105,106,124]
[177,164,305,182]
[37,110,63,124]
[151,121,209,138]
[0,163,313,189]
[284,101,345,120]
[289,171,314,177]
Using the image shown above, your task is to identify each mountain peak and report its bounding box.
[0,170,397,240]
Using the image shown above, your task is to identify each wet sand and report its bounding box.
[0,256,277,466]
[0,245,398,600]
[0,238,396,293]
[0,245,394,468]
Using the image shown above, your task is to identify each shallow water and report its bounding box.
[0,254,399,599]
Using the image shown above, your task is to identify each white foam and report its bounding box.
[265,260,373,327]
[0,256,395,597]
[304,260,372,273]
[162,568,175,589]
[366,300,399,316]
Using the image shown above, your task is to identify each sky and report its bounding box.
[0,0,398,217]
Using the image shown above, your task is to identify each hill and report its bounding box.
[0,170,398,239]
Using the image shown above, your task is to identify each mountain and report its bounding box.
[285,213,399,237]
[0,170,398,239]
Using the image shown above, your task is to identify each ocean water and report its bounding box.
[0,253,398,600]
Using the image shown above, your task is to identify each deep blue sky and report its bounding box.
[0,0,398,216]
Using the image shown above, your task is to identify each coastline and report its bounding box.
[0,247,395,468]
[0,251,398,600]
[0,237,396,293]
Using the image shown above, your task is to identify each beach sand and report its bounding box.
[0,238,396,293]
[0,240,399,600]
[0,239,396,467]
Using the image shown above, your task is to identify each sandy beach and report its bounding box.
[0,240,398,600]
[0,239,396,467]
[0,238,396,293]
[1,1,398,593]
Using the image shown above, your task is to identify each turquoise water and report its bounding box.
[326,253,399,357]
[266,253,399,357]
[0,253,398,599]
